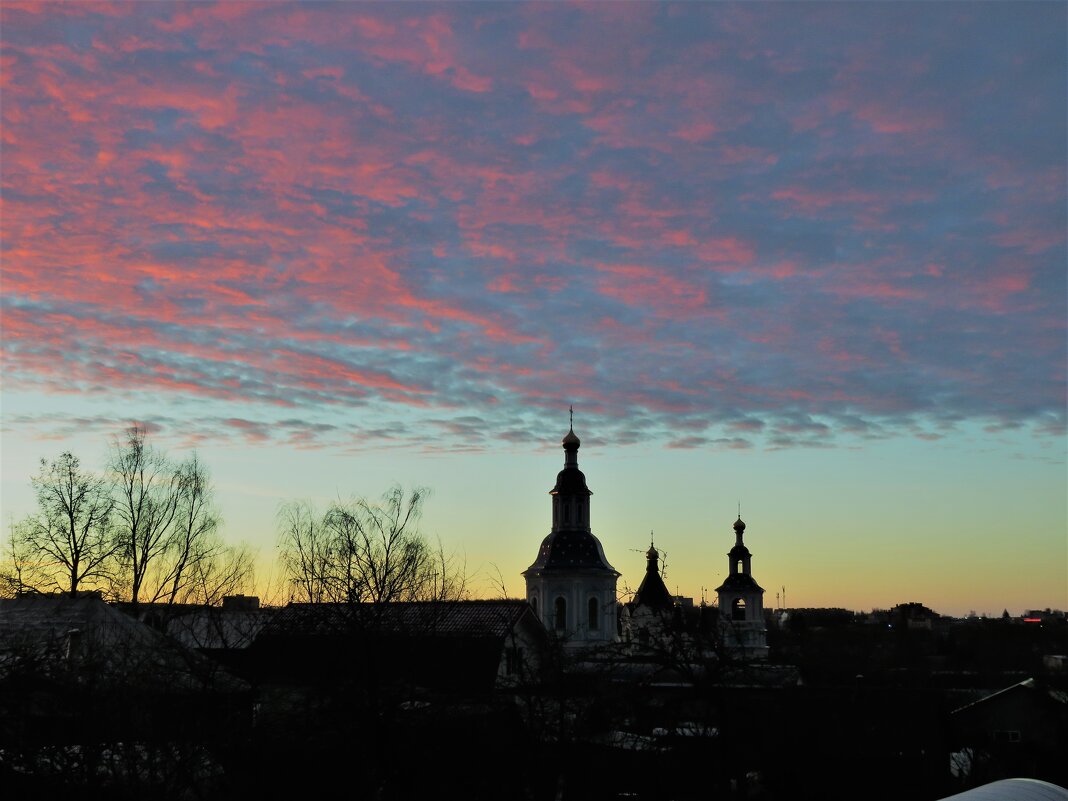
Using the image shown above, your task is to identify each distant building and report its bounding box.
[1023,609,1066,624]
[523,421,619,649]
[890,601,943,630]
[715,516,768,659]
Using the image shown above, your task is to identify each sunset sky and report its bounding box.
[2,2,1065,616]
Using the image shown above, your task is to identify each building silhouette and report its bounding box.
[620,537,676,647]
[523,421,619,648]
[715,515,768,659]
[523,421,772,660]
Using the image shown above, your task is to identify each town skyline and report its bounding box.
[3,416,1062,618]
[2,3,1065,617]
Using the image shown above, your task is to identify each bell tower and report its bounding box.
[714,515,768,659]
[523,413,619,648]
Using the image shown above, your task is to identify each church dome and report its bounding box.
[562,428,580,449]
[527,529,616,572]
[734,517,746,533]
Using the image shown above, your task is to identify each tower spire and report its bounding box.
[561,412,580,468]
[733,513,746,546]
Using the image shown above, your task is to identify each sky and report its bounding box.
[1,2,1065,616]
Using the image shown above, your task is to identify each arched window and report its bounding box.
[531,595,539,617]
[732,598,747,621]
[736,559,743,574]
[554,597,567,631]
[588,597,599,630]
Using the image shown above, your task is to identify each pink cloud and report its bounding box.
[694,236,756,267]
[594,264,707,315]
[672,120,719,143]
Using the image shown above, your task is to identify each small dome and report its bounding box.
[646,544,659,561]
[562,428,580,449]
[734,517,746,533]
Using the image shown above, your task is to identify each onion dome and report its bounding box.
[562,427,580,449]
[734,517,746,533]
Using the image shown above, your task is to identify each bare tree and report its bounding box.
[152,453,227,604]
[277,500,335,603]
[8,452,117,596]
[175,542,255,605]
[277,486,465,604]
[109,426,181,604]
[1,527,40,598]
[111,441,251,606]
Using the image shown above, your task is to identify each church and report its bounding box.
[522,421,620,650]
[523,420,769,659]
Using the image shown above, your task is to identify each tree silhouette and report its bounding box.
[109,426,181,604]
[158,453,252,605]
[277,485,464,604]
[6,452,117,597]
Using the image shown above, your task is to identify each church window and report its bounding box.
[554,597,567,630]
[588,597,599,630]
[736,559,743,574]
[531,596,538,617]
[732,598,746,621]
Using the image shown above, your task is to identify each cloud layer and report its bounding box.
[2,2,1065,450]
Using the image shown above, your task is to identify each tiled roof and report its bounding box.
[0,594,161,658]
[261,600,536,640]
[0,594,247,692]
